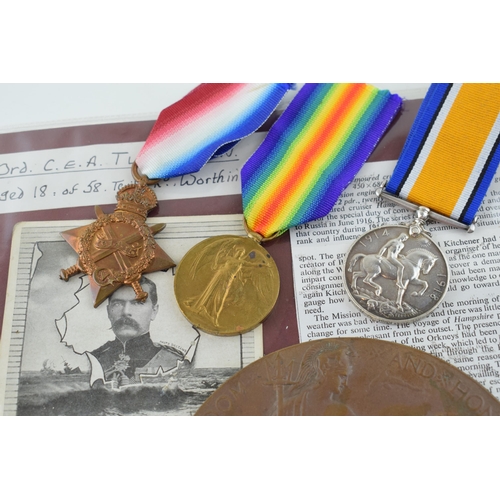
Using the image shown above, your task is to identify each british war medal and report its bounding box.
[344,83,500,323]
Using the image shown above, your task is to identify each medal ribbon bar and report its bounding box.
[135,83,293,180]
[241,83,402,238]
[386,83,500,225]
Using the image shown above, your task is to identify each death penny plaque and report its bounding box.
[195,338,500,416]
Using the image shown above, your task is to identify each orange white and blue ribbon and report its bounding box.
[386,83,500,225]
[241,83,402,238]
[135,83,293,179]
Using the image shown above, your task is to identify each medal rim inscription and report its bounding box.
[195,337,500,416]
[343,224,450,324]
[174,234,280,336]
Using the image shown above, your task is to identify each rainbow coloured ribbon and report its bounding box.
[241,83,402,238]
[386,83,500,225]
[135,83,293,180]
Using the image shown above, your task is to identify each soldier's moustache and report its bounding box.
[111,317,141,331]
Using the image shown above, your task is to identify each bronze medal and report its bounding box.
[174,234,280,336]
[60,173,175,307]
[196,337,500,416]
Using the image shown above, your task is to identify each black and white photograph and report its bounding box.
[0,215,263,416]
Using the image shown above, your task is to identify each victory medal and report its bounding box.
[174,232,280,336]
[175,83,402,335]
[344,83,500,323]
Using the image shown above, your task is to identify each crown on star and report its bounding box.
[116,184,158,218]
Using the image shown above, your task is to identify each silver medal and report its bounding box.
[343,207,449,323]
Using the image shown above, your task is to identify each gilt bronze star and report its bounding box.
[60,182,175,308]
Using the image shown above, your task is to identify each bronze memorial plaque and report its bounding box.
[196,337,500,416]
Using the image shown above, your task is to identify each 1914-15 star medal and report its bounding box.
[60,182,174,307]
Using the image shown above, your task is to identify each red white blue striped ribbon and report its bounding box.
[135,83,293,180]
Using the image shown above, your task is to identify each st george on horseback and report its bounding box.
[347,233,438,310]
